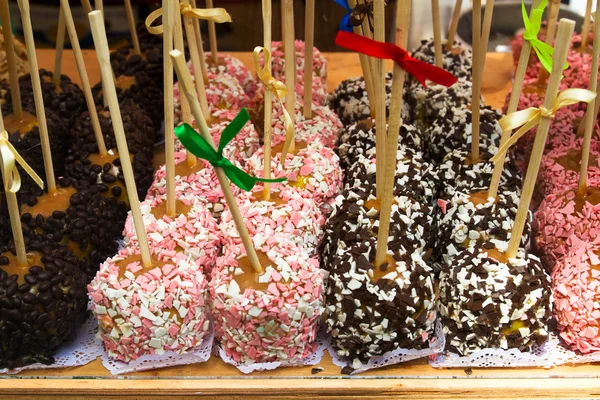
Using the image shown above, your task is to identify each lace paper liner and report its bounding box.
[0,311,103,375]
[101,328,214,375]
[215,330,326,374]
[536,332,600,366]
[326,320,445,374]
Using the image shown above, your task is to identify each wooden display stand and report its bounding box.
[2,49,599,399]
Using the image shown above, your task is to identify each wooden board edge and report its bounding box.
[2,378,600,399]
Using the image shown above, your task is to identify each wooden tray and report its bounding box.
[3,50,599,399]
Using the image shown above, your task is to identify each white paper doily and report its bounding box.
[216,331,326,374]
[536,331,600,366]
[326,320,445,374]
[101,328,214,375]
[0,311,103,375]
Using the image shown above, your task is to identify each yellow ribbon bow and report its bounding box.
[491,88,597,164]
[253,46,295,162]
[146,4,232,35]
[0,130,44,193]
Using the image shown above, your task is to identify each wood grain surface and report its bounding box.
[5,50,595,399]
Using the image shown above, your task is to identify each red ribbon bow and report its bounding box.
[335,31,458,88]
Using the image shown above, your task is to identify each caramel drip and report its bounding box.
[272,140,308,156]
[555,149,597,172]
[575,45,592,55]
[1,251,43,284]
[250,190,287,205]
[501,319,525,336]
[523,81,547,95]
[66,239,91,259]
[371,255,397,283]
[234,251,274,292]
[469,190,492,206]
[482,247,509,264]
[21,186,77,218]
[356,118,375,132]
[573,186,600,212]
[590,250,600,272]
[175,159,206,177]
[206,57,227,68]
[290,175,310,189]
[116,75,137,91]
[364,197,383,212]
[450,47,463,55]
[42,75,63,93]
[463,155,481,166]
[115,253,165,277]
[88,151,120,166]
[4,111,39,137]
[152,199,193,219]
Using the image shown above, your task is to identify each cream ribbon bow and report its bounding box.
[491,88,597,164]
[146,4,232,35]
[253,46,295,162]
[0,130,44,193]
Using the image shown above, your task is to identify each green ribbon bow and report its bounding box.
[175,108,286,191]
[522,0,568,73]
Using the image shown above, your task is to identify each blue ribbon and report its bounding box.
[334,0,353,32]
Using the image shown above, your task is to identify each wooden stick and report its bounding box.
[374,0,386,199]
[262,0,273,200]
[282,0,296,156]
[0,0,22,120]
[124,0,141,55]
[60,0,107,156]
[206,0,218,64]
[190,0,209,84]
[446,0,463,50]
[479,0,495,73]
[375,0,411,268]
[536,0,561,84]
[174,0,195,170]
[17,0,57,193]
[582,0,593,49]
[431,0,443,68]
[162,0,176,217]
[360,0,378,117]
[302,0,314,119]
[507,18,575,259]
[89,10,153,268]
[471,0,482,163]
[182,0,210,118]
[95,0,103,15]
[53,5,66,87]
[348,0,376,119]
[0,107,27,267]
[171,49,263,274]
[81,0,93,15]
[489,0,542,199]
[578,0,600,194]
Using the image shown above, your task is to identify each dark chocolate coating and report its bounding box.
[0,239,88,369]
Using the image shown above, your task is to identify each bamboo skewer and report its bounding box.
[190,0,209,83]
[348,0,376,118]
[582,0,593,49]
[171,49,263,274]
[95,0,103,15]
[471,0,482,163]
[506,18,575,259]
[534,0,561,85]
[360,0,378,116]
[489,0,543,198]
[124,0,141,55]
[262,0,273,200]
[302,0,315,119]
[0,106,27,267]
[0,0,22,119]
[81,0,93,15]
[162,0,176,217]
[89,10,153,268]
[282,0,296,155]
[431,0,443,68]
[373,0,386,199]
[173,0,195,171]
[17,0,57,193]
[446,0,463,50]
[375,0,411,268]
[182,0,210,119]
[578,0,600,195]
[60,0,107,156]
[206,0,219,63]
[53,6,66,87]
[480,0,495,73]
